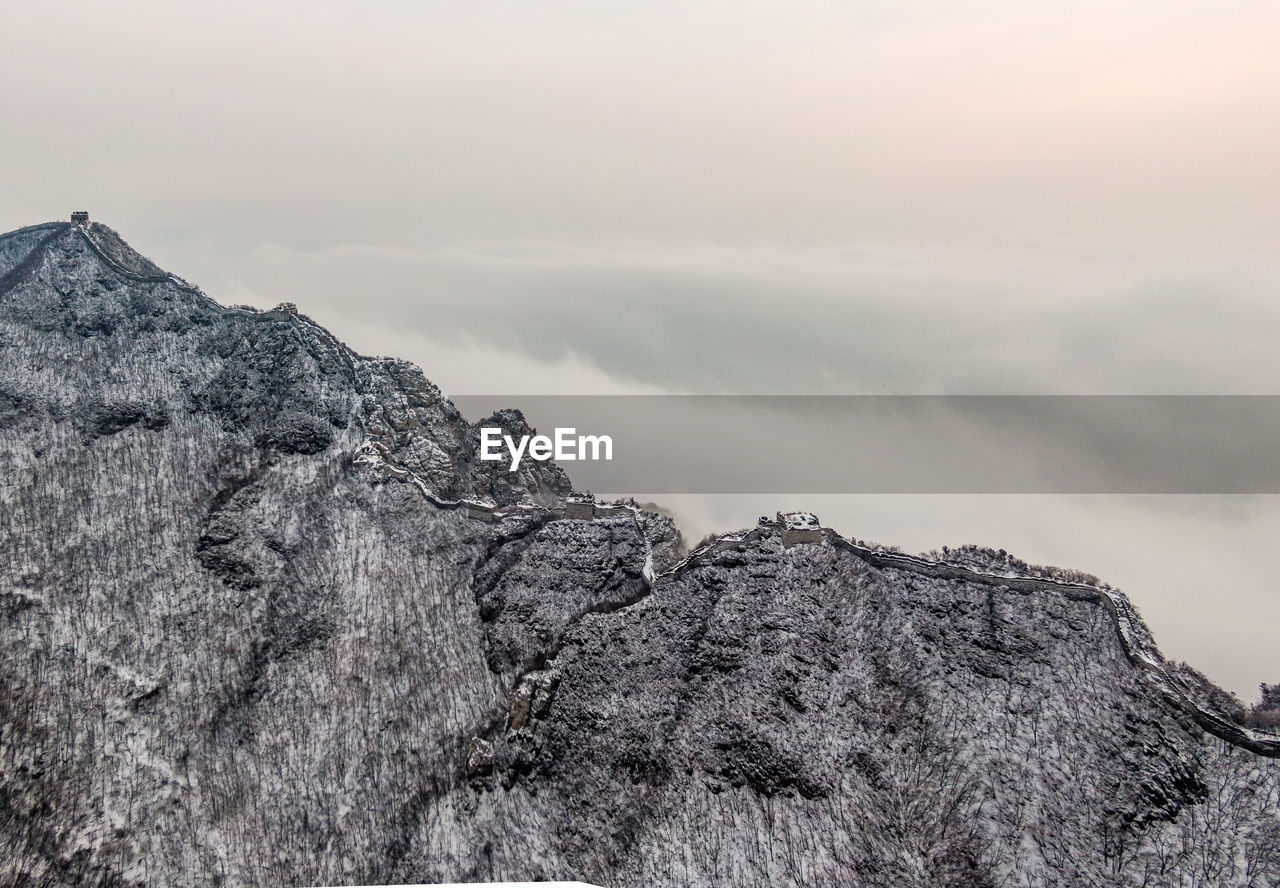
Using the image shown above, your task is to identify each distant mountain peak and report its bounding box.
[0,218,572,506]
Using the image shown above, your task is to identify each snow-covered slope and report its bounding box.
[1,221,1277,887]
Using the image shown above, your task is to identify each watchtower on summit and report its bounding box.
[778,511,822,547]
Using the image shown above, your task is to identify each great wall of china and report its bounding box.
[56,218,1280,759]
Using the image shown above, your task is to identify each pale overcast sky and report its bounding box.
[2,1,1278,698]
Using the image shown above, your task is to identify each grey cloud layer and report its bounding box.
[158,236,1280,398]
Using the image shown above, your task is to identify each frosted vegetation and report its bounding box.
[1,222,1277,887]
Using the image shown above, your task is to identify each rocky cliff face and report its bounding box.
[1,221,1277,888]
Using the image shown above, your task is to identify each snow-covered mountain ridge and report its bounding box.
[1,220,1278,887]
[680,524,1280,756]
